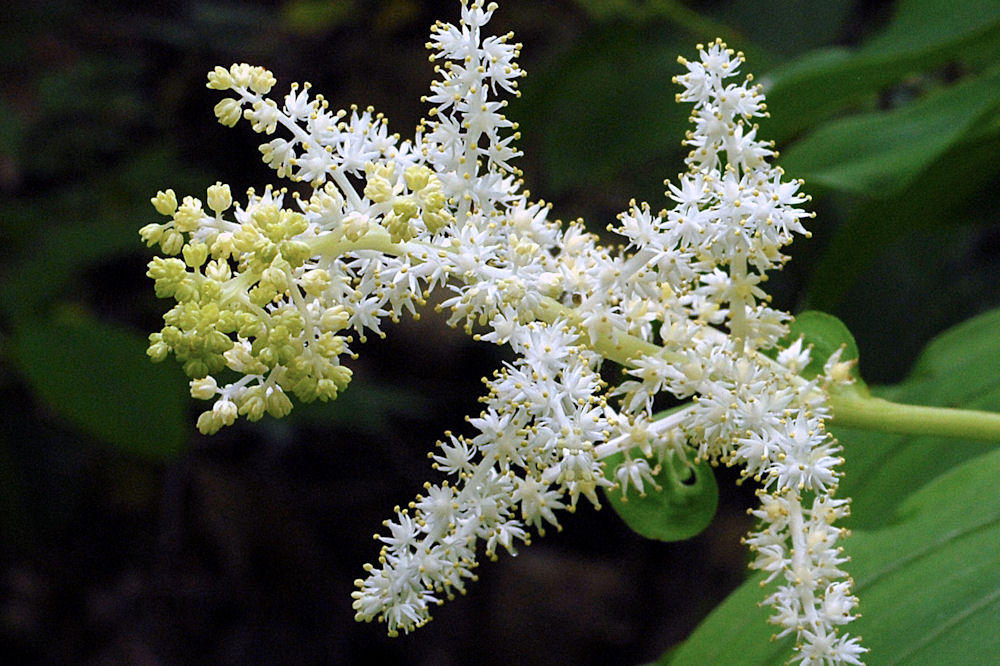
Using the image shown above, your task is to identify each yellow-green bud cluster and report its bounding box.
[143,182,356,435]
[363,162,452,243]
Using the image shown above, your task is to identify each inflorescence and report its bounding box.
[141,2,865,663]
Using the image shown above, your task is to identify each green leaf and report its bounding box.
[779,310,862,382]
[514,25,691,196]
[11,312,189,460]
[835,308,1000,529]
[0,147,210,324]
[570,0,764,62]
[708,0,852,58]
[602,448,718,542]
[285,378,430,435]
[860,0,1000,62]
[661,307,1000,663]
[281,0,356,35]
[763,0,1000,142]
[779,66,1000,197]
[806,125,1000,308]
[660,446,1000,665]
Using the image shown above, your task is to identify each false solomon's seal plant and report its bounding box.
[139,1,884,662]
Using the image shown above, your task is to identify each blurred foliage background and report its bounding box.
[2,0,999,663]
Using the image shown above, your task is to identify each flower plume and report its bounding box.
[141,2,865,662]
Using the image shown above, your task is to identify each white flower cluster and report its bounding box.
[141,1,864,662]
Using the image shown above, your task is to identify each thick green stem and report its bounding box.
[830,389,1000,443]
[307,226,401,257]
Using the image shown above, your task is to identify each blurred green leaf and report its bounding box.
[281,0,356,35]
[763,0,1000,142]
[285,377,430,435]
[571,0,750,53]
[0,147,209,323]
[780,66,1000,196]
[516,25,693,196]
[0,217,136,323]
[661,445,1000,665]
[0,98,25,159]
[603,446,718,542]
[861,0,1000,60]
[26,58,148,179]
[806,125,1000,308]
[709,0,851,58]
[11,312,189,460]
[834,308,1000,529]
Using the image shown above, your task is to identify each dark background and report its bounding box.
[2,0,999,664]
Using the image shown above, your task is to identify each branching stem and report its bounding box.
[303,231,1000,446]
[829,388,1000,443]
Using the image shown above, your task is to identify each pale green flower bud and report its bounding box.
[173,196,205,233]
[183,241,209,268]
[160,229,184,256]
[385,211,416,243]
[248,67,277,95]
[139,223,164,247]
[204,258,231,282]
[146,333,170,362]
[261,265,288,291]
[199,279,221,301]
[150,189,178,216]
[183,358,209,378]
[214,98,243,127]
[251,202,280,231]
[422,209,450,233]
[214,399,238,426]
[173,275,200,303]
[196,398,237,434]
[392,196,418,221]
[245,99,279,134]
[320,305,351,332]
[404,164,433,191]
[210,232,235,259]
[238,386,266,421]
[147,256,186,285]
[206,66,235,91]
[420,186,446,213]
[282,210,308,237]
[190,376,219,400]
[196,410,221,435]
[224,343,265,374]
[207,182,232,213]
[159,326,181,346]
[205,330,234,354]
[265,388,293,418]
[228,63,253,87]
[279,240,311,267]
[315,332,346,357]
[364,162,396,203]
[301,269,331,296]
[330,364,353,390]
[315,378,339,401]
